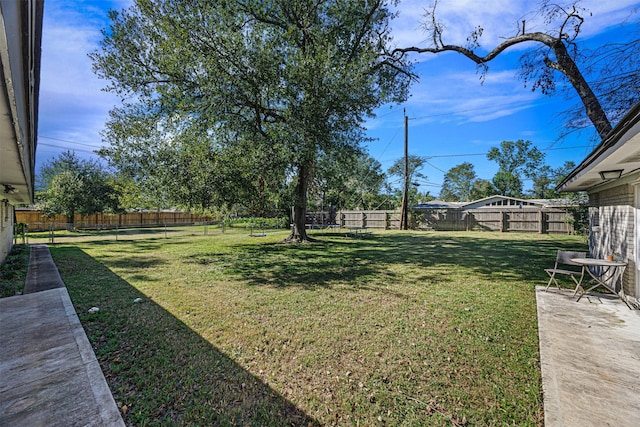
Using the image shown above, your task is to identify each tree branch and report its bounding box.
[394,32,557,65]
[393,1,614,139]
[348,0,382,62]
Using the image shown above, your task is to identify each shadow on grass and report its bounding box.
[186,238,381,289]
[185,232,585,290]
[52,246,320,426]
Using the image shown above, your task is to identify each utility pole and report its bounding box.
[400,109,409,230]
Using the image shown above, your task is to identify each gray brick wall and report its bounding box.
[589,184,636,297]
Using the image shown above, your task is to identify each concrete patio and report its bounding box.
[536,286,640,426]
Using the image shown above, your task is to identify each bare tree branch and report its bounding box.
[393,0,614,139]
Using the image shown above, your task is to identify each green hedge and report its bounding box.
[0,244,30,297]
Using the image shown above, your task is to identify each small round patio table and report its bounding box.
[570,258,630,308]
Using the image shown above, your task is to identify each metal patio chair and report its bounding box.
[544,250,587,294]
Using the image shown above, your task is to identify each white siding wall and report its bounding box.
[0,201,15,264]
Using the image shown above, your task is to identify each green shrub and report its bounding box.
[0,244,30,297]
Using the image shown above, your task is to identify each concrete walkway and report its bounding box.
[536,286,640,426]
[23,244,66,294]
[0,245,124,426]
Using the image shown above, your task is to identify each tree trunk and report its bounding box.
[285,162,311,243]
[66,213,74,231]
[547,41,613,139]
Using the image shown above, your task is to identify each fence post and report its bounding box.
[538,210,544,234]
[501,211,507,232]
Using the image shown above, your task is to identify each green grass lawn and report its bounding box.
[48,229,586,426]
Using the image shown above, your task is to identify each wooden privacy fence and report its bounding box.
[339,210,402,229]
[305,208,574,234]
[19,207,574,234]
[416,208,574,234]
[16,210,214,231]
[305,210,402,229]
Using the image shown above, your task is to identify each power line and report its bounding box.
[424,159,447,173]
[414,181,442,188]
[424,144,592,160]
[374,107,405,119]
[38,142,100,155]
[377,143,592,167]
[40,135,103,149]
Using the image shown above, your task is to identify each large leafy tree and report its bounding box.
[387,155,427,189]
[315,151,390,210]
[440,162,476,202]
[91,0,412,242]
[470,179,495,200]
[487,140,544,198]
[387,155,427,209]
[110,175,161,211]
[393,0,640,139]
[98,84,288,215]
[529,160,576,198]
[491,171,524,198]
[38,151,120,228]
[37,151,89,191]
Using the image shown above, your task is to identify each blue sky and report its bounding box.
[37,0,640,196]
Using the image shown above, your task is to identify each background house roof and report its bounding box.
[414,199,465,209]
[414,195,574,210]
[462,195,546,209]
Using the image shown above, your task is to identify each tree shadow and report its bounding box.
[184,232,585,291]
[356,232,584,282]
[186,238,389,290]
[53,247,320,426]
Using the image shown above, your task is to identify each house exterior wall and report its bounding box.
[0,201,15,264]
[588,182,637,298]
[0,0,43,263]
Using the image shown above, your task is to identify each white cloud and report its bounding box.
[371,62,542,130]
[467,105,530,123]
[392,0,530,48]
[42,27,104,97]
[38,0,128,156]
[391,0,639,51]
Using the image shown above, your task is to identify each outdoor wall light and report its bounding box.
[599,169,623,180]
[3,184,17,194]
